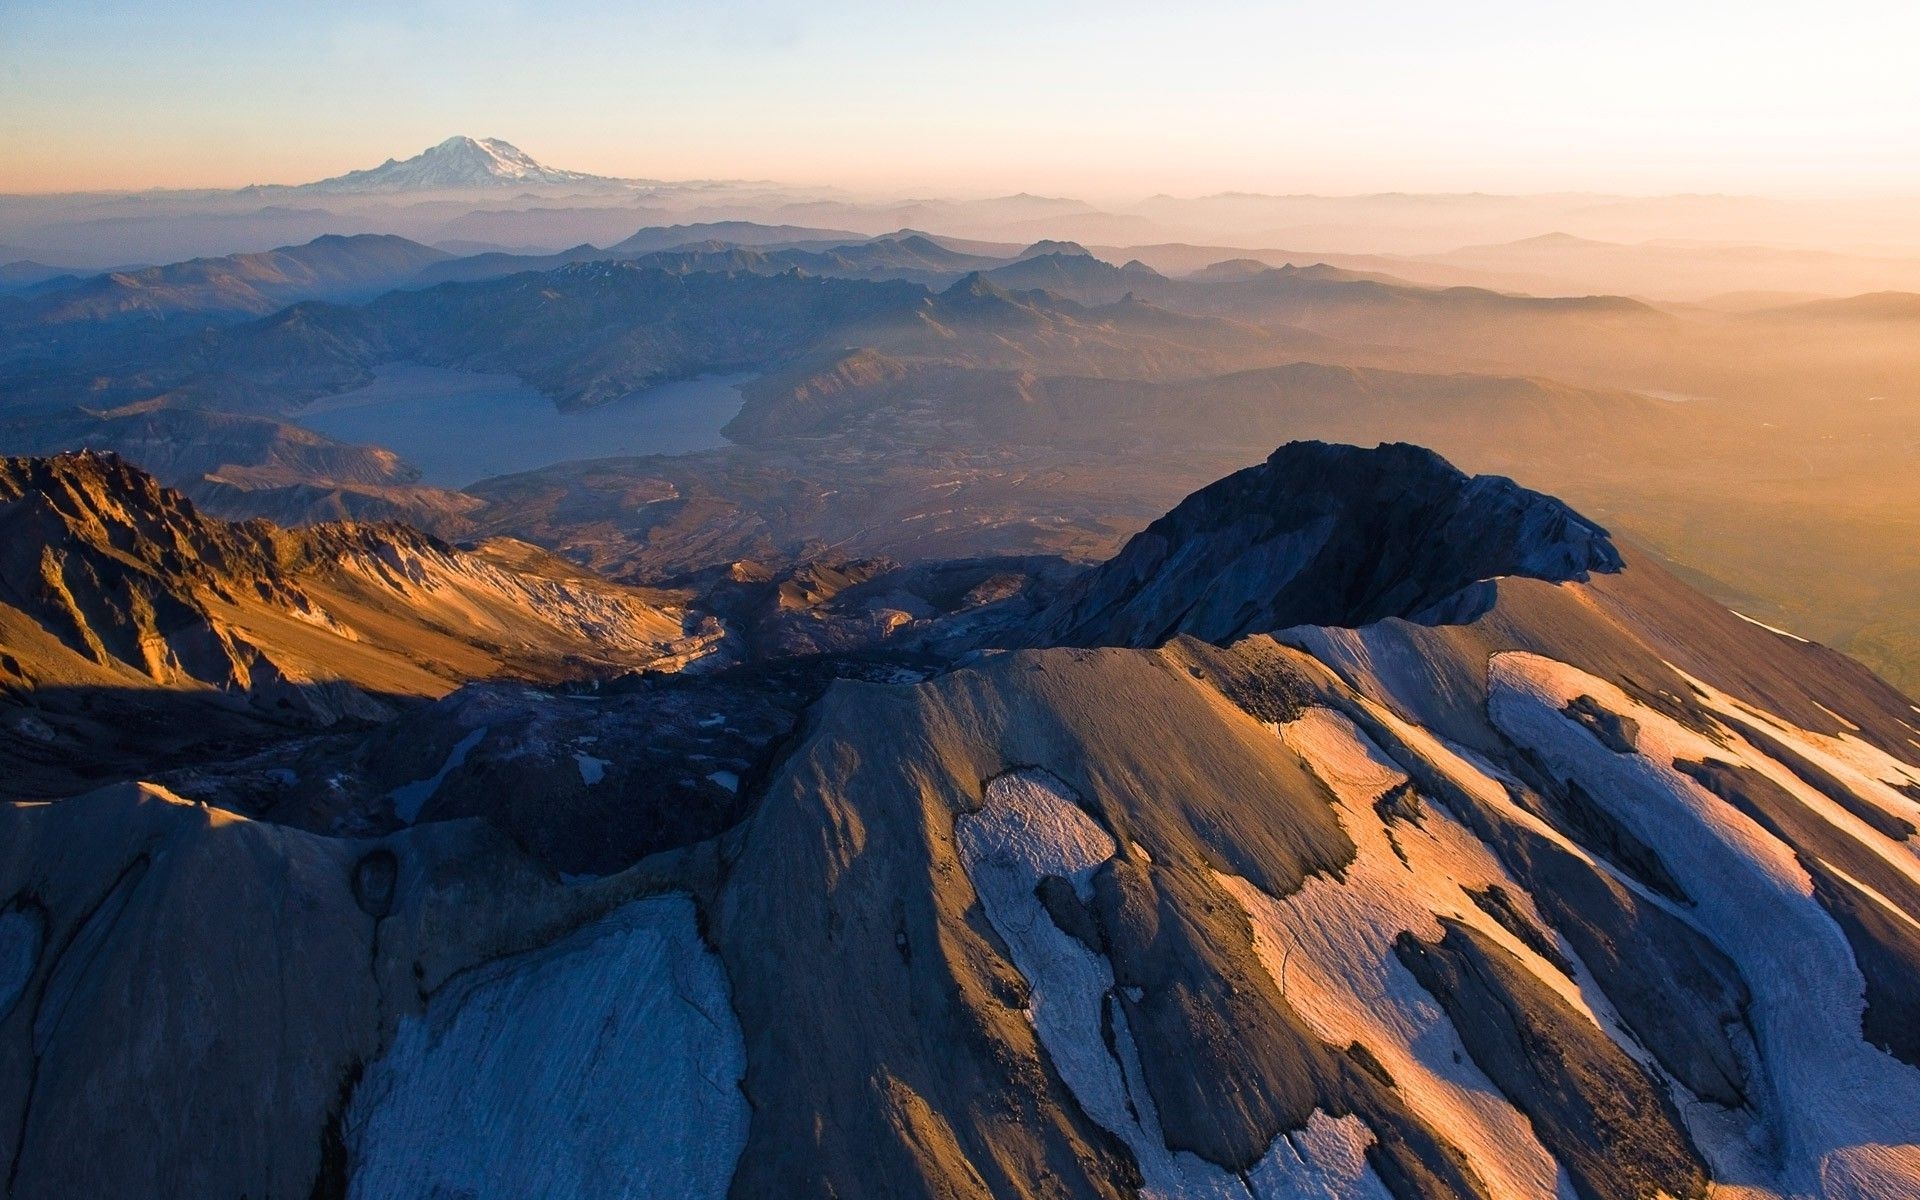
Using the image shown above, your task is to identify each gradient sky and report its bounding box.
[3,0,1917,196]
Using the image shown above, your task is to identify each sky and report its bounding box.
[2,0,1918,197]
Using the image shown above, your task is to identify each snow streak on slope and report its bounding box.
[1218,710,1568,1199]
[1687,674,1920,851]
[955,769,1391,1200]
[1487,652,1920,1199]
[388,725,486,823]
[344,892,747,1200]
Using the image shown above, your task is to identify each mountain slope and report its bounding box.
[4,443,1919,1198]
[983,250,1163,300]
[1752,290,1920,322]
[33,263,926,415]
[0,450,706,701]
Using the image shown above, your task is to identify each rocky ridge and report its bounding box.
[1037,439,1621,646]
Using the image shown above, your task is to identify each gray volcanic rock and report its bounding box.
[1035,440,1621,647]
[1394,920,1711,1200]
[0,781,733,1200]
[11,441,1920,1199]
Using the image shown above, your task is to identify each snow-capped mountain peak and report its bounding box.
[305,135,608,192]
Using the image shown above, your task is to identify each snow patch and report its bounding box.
[1487,651,1920,1193]
[1812,701,1861,732]
[1245,1111,1393,1200]
[573,753,610,786]
[1732,611,1810,643]
[1683,671,1920,835]
[345,892,746,1199]
[389,726,486,823]
[1821,1143,1920,1200]
[1213,709,1572,1199]
[956,768,1392,1200]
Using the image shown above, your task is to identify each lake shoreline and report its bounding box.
[297,362,754,487]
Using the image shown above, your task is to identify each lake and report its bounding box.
[297,363,751,487]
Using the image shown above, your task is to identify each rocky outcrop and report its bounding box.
[0,453,724,801]
[1394,920,1711,1200]
[0,452,706,698]
[0,450,296,688]
[0,782,728,1199]
[1035,440,1620,647]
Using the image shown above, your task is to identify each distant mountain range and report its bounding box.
[9,140,1920,300]
[7,218,1920,699]
[0,234,447,337]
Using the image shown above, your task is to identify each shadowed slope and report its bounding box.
[1037,440,1620,647]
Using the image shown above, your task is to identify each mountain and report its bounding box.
[411,232,982,288]
[859,273,1293,380]
[1177,262,1660,318]
[857,232,1006,269]
[0,403,418,490]
[0,452,710,790]
[410,241,616,285]
[5,441,1919,1197]
[350,262,923,410]
[303,136,611,193]
[0,403,481,534]
[420,232,1015,290]
[719,357,1672,465]
[20,262,927,416]
[1752,290,1920,322]
[1035,441,1621,645]
[602,221,867,256]
[16,259,1312,419]
[0,450,705,690]
[0,235,450,353]
[0,262,87,294]
[983,250,1164,303]
[1189,257,1296,281]
[1017,238,1096,259]
[776,234,1011,282]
